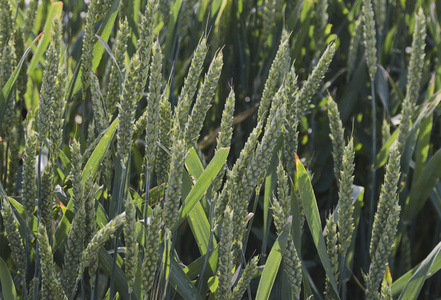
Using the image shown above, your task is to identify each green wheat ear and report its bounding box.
[103,18,129,119]
[405,8,426,104]
[0,0,12,53]
[372,0,386,34]
[123,193,138,293]
[284,236,302,298]
[175,34,208,133]
[38,222,68,300]
[78,212,126,281]
[234,89,286,245]
[62,140,86,295]
[81,0,112,98]
[1,197,26,278]
[38,26,60,143]
[216,205,235,300]
[314,0,329,53]
[347,16,362,80]
[271,161,302,296]
[142,205,162,294]
[212,88,236,193]
[22,130,38,225]
[184,49,224,147]
[83,176,98,290]
[327,95,345,184]
[215,122,263,221]
[261,0,276,43]
[295,42,336,117]
[337,138,355,255]
[325,213,340,297]
[283,63,299,173]
[397,8,426,156]
[144,39,163,168]
[257,31,290,125]
[365,145,401,298]
[23,0,38,39]
[155,86,173,185]
[163,134,186,228]
[90,72,108,134]
[362,0,377,78]
[117,1,156,167]
[231,256,259,300]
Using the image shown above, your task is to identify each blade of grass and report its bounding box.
[255,219,290,300]
[413,115,432,185]
[27,2,63,74]
[398,241,441,299]
[98,247,129,299]
[183,246,219,280]
[81,118,118,184]
[0,257,17,300]
[171,147,230,231]
[391,241,441,296]
[262,147,279,263]
[295,154,340,299]
[185,148,217,254]
[170,255,204,300]
[403,147,441,221]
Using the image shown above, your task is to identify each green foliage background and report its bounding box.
[1,0,441,299]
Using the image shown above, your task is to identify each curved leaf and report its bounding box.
[172,147,229,231]
[256,221,290,300]
[82,117,118,184]
[398,242,441,299]
[392,241,441,297]
[0,257,17,300]
[27,2,63,74]
[295,154,340,299]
